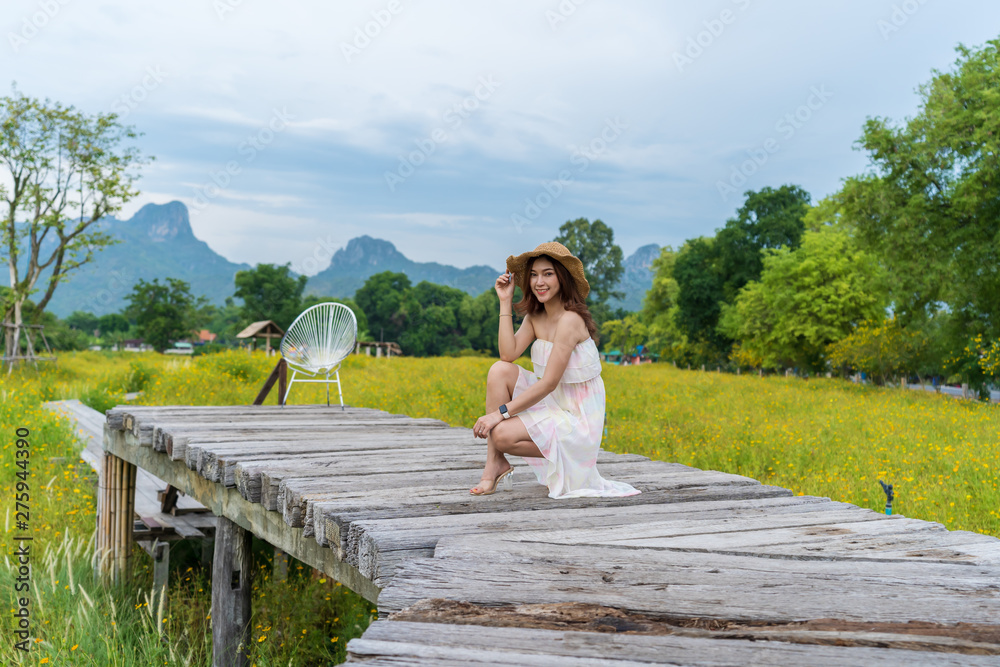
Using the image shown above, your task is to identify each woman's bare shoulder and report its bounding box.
[555,311,588,344]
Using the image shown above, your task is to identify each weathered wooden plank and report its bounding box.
[192,433,485,482]
[352,501,878,584]
[150,419,448,453]
[256,451,662,516]
[234,448,651,503]
[313,483,793,554]
[280,463,764,530]
[167,421,456,458]
[349,620,1000,666]
[377,535,1000,623]
[168,429,465,461]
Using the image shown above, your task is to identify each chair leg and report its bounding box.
[325,373,330,407]
[336,370,344,410]
[283,371,298,407]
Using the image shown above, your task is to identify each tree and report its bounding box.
[457,289,500,353]
[125,278,200,352]
[639,247,687,361]
[715,185,811,302]
[719,225,886,372]
[672,237,727,362]
[1,87,147,359]
[65,310,100,335]
[839,40,1000,350]
[404,282,468,356]
[601,313,648,356]
[354,271,419,345]
[233,263,308,331]
[98,312,130,334]
[827,316,927,385]
[554,218,624,312]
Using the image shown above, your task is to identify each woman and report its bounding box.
[471,242,641,499]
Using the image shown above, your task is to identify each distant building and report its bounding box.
[195,329,217,344]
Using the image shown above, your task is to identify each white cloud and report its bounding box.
[2,0,998,274]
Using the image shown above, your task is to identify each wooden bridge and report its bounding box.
[87,403,1000,665]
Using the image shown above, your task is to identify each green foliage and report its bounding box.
[826,317,927,384]
[125,278,201,352]
[840,39,1000,355]
[554,217,625,311]
[601,313,648,356]
[943,333,1000,400]
[234,263,308,331]
[720,225,886,372]
[99,312,131,333]
[0,86,147,347]
[639,247,687,361]
[672,236,726,362]
[353,271,502,356]
[66,310,101,334]
[355,271,417,344]
[715,184,810,302]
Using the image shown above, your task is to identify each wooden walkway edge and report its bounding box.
[90,403,1000,665]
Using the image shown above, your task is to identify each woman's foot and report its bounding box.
[471,460,513,495]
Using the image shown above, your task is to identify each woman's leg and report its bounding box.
[491,416,543,459]
[473,361,525,493]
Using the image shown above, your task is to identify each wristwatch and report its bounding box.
[499,404,511,419]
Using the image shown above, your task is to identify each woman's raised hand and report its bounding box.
[495,271,515,302]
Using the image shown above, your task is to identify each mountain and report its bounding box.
[44,201,251,317]
[608,244,661,313]
[305,236,499,298]
[38,201,658,318]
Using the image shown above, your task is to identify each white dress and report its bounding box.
[512,338,641,499]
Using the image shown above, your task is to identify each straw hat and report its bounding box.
[505,242,590,300]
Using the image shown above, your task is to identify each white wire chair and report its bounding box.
[280,303,358,408]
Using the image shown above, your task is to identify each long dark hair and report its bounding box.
[514,254,599,343]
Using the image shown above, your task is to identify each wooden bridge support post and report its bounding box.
[96,452,137,584]
[152,541,170,609]
[212,517,252,667]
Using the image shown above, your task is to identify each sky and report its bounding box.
[4,0,999,274]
